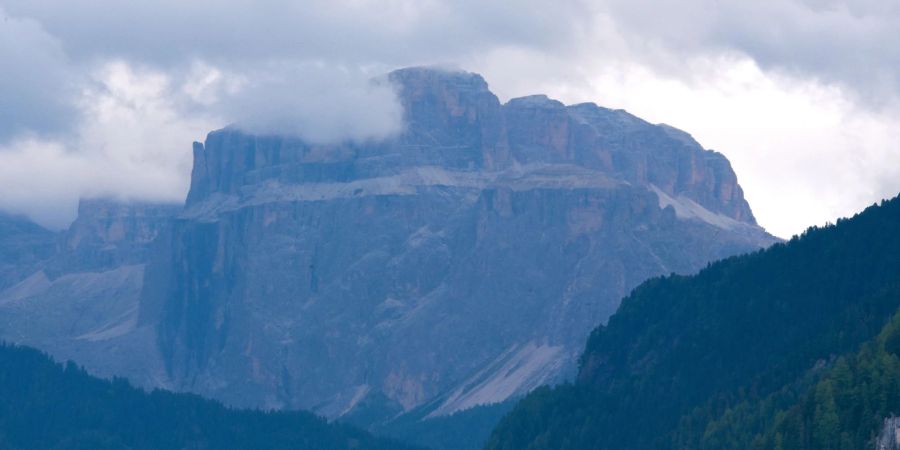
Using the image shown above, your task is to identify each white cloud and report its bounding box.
[562,58,900,239]
[216,63,404,144]
[0,62,215,228]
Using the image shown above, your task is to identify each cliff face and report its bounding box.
[0,199,180,387]
[143,67,775,419]
[879,417,900,450]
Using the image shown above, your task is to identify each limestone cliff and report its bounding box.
[142,67,776,420]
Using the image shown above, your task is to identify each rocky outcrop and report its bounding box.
[878,417,900,450]
[141,67,776,421]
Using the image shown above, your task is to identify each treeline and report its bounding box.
[0,343,419,450]
[486,194,900,449]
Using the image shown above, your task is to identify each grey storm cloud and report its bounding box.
[0,0,591,144]
[0,10,79,140]
[4,0,900,130]
[593,0,900,106]
[0,0,589,66]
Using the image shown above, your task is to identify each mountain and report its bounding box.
[485,194,900,450]
[0,199,179,386]
[0,67,774,447]
[0,342,417,450]
[140,66,774,424]
[0,211,55,291]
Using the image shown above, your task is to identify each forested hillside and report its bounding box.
[0,343,418,450]
[486,194,900,450]
[747,311,900,449]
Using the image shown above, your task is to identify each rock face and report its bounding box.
[877,417,900,450]
[0,199,180,386]
[140,67,776,420]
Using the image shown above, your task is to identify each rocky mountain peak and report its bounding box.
[387,66,491,99]
[185,67,757,226]
[506,94,566,109]
[142,67,778,421]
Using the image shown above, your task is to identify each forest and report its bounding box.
[0,343,418,450]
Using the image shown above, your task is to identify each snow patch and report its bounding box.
[649,184,741,230]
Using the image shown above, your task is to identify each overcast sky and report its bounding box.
[1,0,899,237]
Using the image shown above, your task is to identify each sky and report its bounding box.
[1,0,899,238]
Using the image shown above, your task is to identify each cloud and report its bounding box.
[214,63,404,143]
[0,62,215,229]
[0,0,588,67]
[590,0,900,108]
[0,0,899,237]
[0,10,78,141]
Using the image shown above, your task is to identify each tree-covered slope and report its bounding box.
[0,343,419,450]
[745,310,900,449]
[486,194,900,450]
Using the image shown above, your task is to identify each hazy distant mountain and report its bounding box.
[0,211,55,292]
[486,194,900,450]
[137,67,775,424]
[0,199,178,386]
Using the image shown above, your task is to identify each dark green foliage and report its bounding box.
[0,343,420,450]
[487,195,900,450]
[751,312,900,449]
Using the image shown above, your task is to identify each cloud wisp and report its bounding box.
[214,63,404,144]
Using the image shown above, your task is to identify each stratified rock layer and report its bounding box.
[142,67,776,419]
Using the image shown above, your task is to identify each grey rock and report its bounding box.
[878,416,900,450]
[139,66,777,421]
